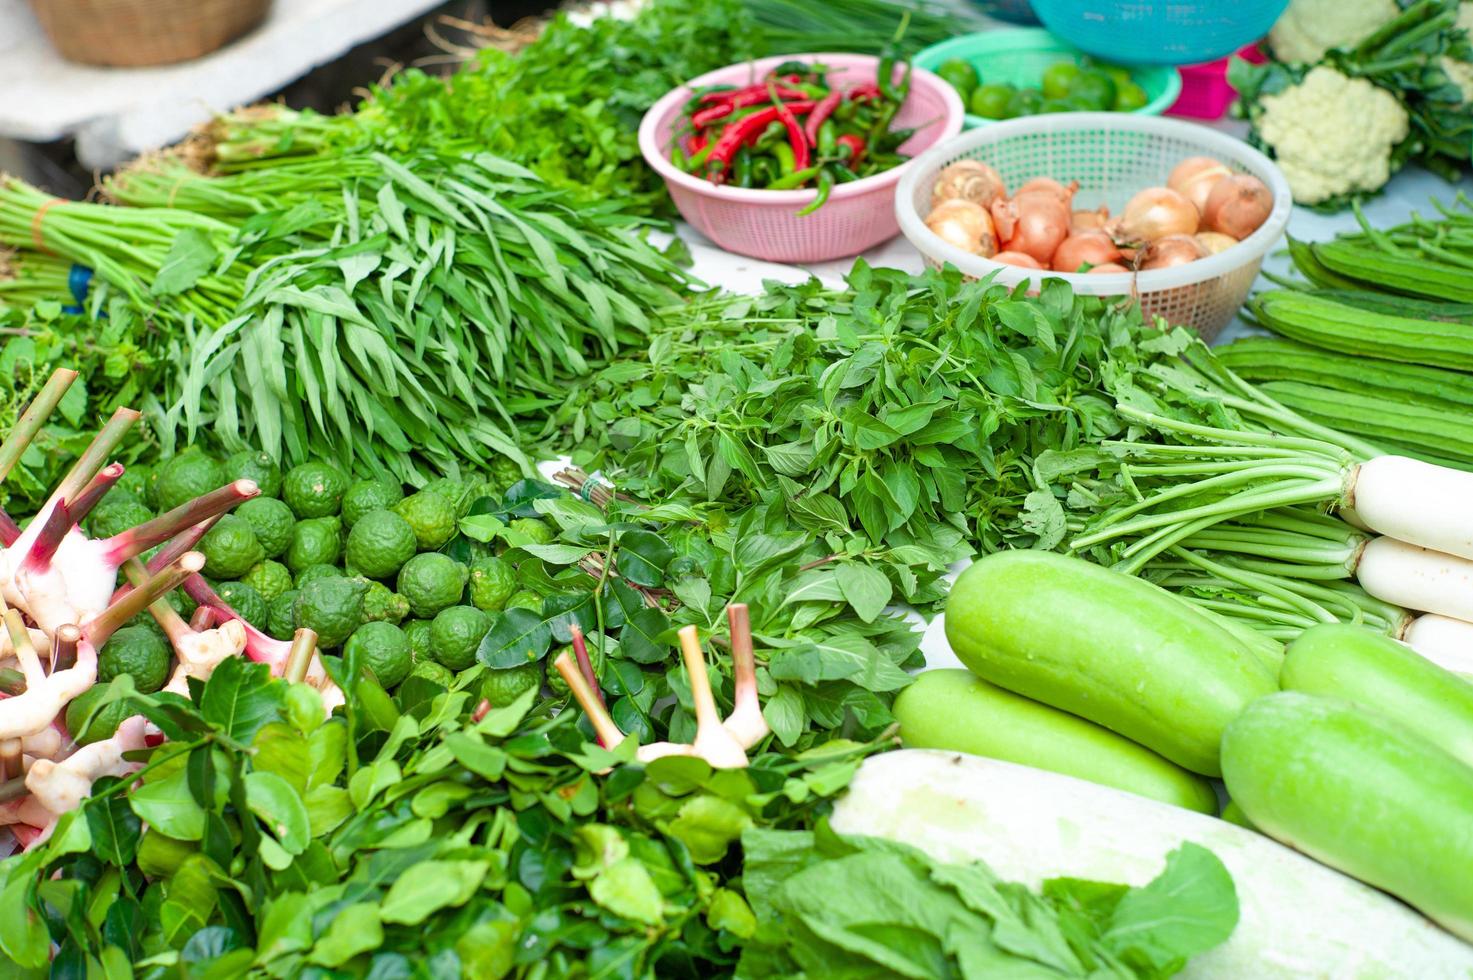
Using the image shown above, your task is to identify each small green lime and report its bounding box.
[344,621,412,689]
[403,619,434,664]
[215,581,268,630]
[1067,69,1117,111]
[1040,97,1075,113]
[936,58,980,102]
[293,577,367,648]
[294,563,345,588]
[508,518,554,546]
[1007,87,1044,117]
[267,590,300,641]
[87,499,154,540]
[468,556,518,612]
[199,514,264,580]
[65,685,131,745]
[1041,61,1081,100]
[504,590,541,612]
[408,658,454,688]
[362,580,410,625]
[284,517,342,572]
[224,450,282,499]
[98,625,172,694]
[392,491,457,551]
[969,82,1016,119]
[282,461,348,519]
[546,645,604,699]
[429,605,490,671]
[481,664,541,706]
[397,553,468,619]
[1114,80,1148,111]
[237,497,295,559]
[345,510,418,580]
[153,452,226,513]
[341,479,404,528]
[242,560,294,603]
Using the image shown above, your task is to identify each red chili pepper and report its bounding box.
[684,133,709,155]
[705,101,816,183]
[692,104,734,129]
[845,82,882,101]
[804,91,843,147]
[698,75,803,104]
[768,83,810,172]
[836,134,866,167]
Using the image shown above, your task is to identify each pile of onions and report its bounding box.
[922,152,1274,275]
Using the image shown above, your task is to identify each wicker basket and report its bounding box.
[28,0,271,68]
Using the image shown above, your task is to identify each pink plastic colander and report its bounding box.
[638,53,965,264]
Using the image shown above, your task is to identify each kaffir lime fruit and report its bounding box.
[545,645,607,699]
[98,624,172,695]
[166,588,198,623]
[284,517,342,572]
[508,517,554,546]
[403,618,434,664]
[293,577,367,648]
[87,499,153,540]
[345,621,412,689]
[362,581,410,625]
[397,553,468,619]
[242,560,294,603]
[504,591,542,612]
[237,496,295,559]
[115,465,149,501]
[392,491,457,551]
[215,580,268,630]
[282,461,348,519]
[65,685,131,746]
[224,450,282,499]
[267,590,301,641]
[153,452,226,513]
[482,663,541,706]
[294,563,345,588]
[429,605,490,671]
[408,658,455,688]
[489,456,524,493]
[341,478,404,528]
[345,510,418,580]
[468,556,518,612]
[423,477,474,517]
[199,514,265,580]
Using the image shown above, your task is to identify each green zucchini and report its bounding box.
[1250,291,1473,371]
[892,669,1217,812]
[1281,622,1473,769]
[1222,691,1473,942]
[1260,381,1473,458]
[943,550,1276,776]
[1216,336,1473,410]
[1311,240,1473,303]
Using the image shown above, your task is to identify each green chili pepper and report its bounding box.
[796,167,836,217]
[772,142,796,175]
[768,165,821,190]
[818,120,838,156]
[752,159,775,186]
[755,120,786,149]
[687,141,715,171]
[734,147,754,188]
[672,147,689,172]
[834,164,861,182]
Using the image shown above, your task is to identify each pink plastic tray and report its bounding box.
[1168,44,1267,120]
[638,53,964,264]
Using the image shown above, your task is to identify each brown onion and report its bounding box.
[1195,231,1239,255]
[1167,156,1232,215]
[993,190,1070,264]
[924,199,997,256]
[1016,177,1079,204]
[992,251,1044,269]
[1052,231,1122,272]
[1087,262,1132,274]
[1203,174,1272,240]
[1113,186,1199,243]
[931,161,1007,209]
[1070,205,1110,232]
[1139,234,1207,270]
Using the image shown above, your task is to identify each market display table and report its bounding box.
[0,0,444,168]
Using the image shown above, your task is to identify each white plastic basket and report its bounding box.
[894,113,1293,341]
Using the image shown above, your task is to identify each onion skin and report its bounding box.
[925,199,997,256]
[1071,205,1110,232]
[994,190,1070,264]
[1017,177,1079,204]
[1087,262,1132,274]
[1204,174,1273,240]
[1139,234,1208,270]
[1168,156,1232,216]
[1052,231,1122,272]
[992,250,1044,269]
[931,161,1007,209]
[1195,231,1239,256]
[1114,186,1199,244]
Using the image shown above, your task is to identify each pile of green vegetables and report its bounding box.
[937,56,1150,120]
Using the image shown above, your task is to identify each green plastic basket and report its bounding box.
[915,29,1181,128]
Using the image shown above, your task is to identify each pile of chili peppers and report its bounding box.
[673,56,915,215]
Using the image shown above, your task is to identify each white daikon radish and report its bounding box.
[1404,614,1473,676]
[831,750,1473,979]
[1356,537,1473,622]
[1346,456,1473,561]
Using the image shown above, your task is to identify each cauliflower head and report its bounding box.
[1441,3,1473,103]
[1257,66,1409,205]
[1268,0,1400,63]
